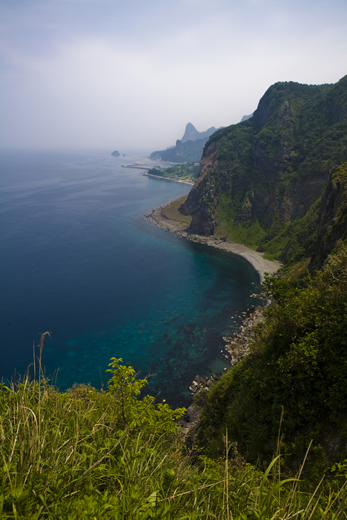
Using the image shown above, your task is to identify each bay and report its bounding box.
[0,149,261,406]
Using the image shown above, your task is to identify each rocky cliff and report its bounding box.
[310,162,347,269]
[179,76,347,264]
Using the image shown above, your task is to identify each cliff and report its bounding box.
[180,78,347,467]
[310,162,347,269]
[179,76,347,265]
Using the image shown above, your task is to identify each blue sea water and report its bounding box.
[0,149,261,406]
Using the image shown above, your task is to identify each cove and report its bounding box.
[0,149,262,406]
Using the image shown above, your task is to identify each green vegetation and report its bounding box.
[2,79,347,518]
[1,207,346,519]
[147,163,199,183]
[161,195,192,226]
[196,242,347,477]
[1,345,347,518]
[182,76,347,262]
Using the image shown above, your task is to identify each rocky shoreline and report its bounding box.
[146,201,280,439]
[147,203,281,283]
[178,304,267,441]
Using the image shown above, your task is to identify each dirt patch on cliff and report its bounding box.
[160,195,192,226]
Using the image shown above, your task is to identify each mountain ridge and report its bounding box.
[149,122,222,163]
[179,76,347,266]
[181,122,219,143]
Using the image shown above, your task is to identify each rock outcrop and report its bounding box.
[310,162,347,270]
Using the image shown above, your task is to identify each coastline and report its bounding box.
[143,172,194,185]
[147,200,281,437]
[147,203,281,283]
[121,163,194,186]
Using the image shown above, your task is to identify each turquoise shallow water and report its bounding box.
[0,149,261,406]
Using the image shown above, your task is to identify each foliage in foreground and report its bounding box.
[1,355,347,518]
[197,242,347,476]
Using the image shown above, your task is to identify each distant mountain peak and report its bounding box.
[181,123,218,143]
[149,122,223,163]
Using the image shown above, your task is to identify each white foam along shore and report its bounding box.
[148,203,281,283]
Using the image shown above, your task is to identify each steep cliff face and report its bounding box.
[310,162,347,270]
[180,76,347,260]
[179,140,220,234]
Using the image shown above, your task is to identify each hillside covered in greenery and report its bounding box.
[180,76,347,264]
[196,242,347,468]
[176,76,347,480]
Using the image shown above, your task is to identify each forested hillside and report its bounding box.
[180,76,347,264]
[179,77,347,474]
[196,241,347,469]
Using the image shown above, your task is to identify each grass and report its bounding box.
[161,196,192,226]
[0,339,346,518]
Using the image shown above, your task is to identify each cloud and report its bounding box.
[1,0,346,149]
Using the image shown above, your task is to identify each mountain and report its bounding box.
[180,122,219,143]
[111,150,120,157]
[197,236,347,466]
[149,123,222,163]
[177,76,347,468]
[240,113,253,122]
[196,165,347,463]
[179,76,347,265]
[149,138,208,163]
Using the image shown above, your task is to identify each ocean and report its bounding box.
[0,149,261,407]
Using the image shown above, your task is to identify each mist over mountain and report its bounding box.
[149,123,222,163]
[180,122,220,143]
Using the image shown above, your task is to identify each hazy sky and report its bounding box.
[1,0,346,151]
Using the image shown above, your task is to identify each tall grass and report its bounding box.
[0,339,346,518]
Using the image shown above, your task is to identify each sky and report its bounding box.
[1,0,346,151]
